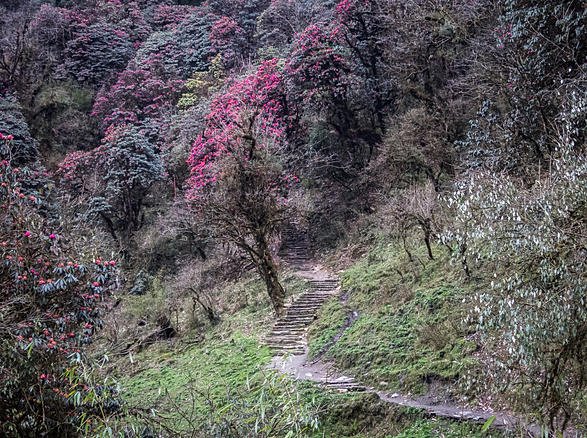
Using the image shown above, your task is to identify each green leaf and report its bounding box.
[481,415,496,432]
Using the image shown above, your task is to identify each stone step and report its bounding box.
[286,306,321,311]
[268,344,306,350]
[278,314,316,318]
[281,311,318,316]
[292,296,328,301]
[277,320,315,325]
[288,306,323,311]
[274,320,313,325]
[290,299,327,303]
[270,328,306,333]
[268,330,306,335]
[279,315,316,321]
[272,325,312,330]
[297,292,333,296]
[284,312,319,317]
[273,319,307,328]
[284,312,318,318]
[294,295,331,300]
[289,301,327,307]
[269,343,305,349]
[267,338,305,344]
[307,292,336,295]
[274,326,312,330]
[274,320,314,325]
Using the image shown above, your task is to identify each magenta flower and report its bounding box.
[24,231,31,237]
[49,234,56,239]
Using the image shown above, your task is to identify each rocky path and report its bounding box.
[265,226,548,437]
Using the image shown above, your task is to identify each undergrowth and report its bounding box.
[102,243,499,436]
[318,236,478,395]
[307,297,347,359]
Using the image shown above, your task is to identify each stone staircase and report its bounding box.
[277,227,312,268]
[267,225,365,392]
[265,277,339,355]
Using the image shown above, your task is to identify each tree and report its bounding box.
[209,16,245,69]
[460,0,586,173]
[187,60,295,316]
[285,23,379,177]
[256,0,328,48]
[382,182,440,262]
[0,91,39,166]
[58,124,166,248]
[147,4,196,31]
[58,20,135,86]
[134,9,215,79]
[91,63,185,141]
[334,0,395,134]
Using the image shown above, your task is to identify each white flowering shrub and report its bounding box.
[442,140,586,430]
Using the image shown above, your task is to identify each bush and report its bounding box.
[443,140,586,431]
[0,140,118,436]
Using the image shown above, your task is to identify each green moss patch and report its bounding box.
[318,238,478,395]
[307,297,348,359]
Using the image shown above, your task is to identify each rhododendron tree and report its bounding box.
[58,125,166,247]
[209,16,246,69]
[285,24,380,172]
[92,63,185,143]
[58,20,135,86]
[0,91,39,166]
[0,137,118,436]
[334,0,394,132]
[204,0,271,58]
[256,0,324,48]
[134,9,215,79]
[187,60,295,315]
[147,3,195,30]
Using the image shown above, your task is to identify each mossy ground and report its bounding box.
[314,237,478,395]
[307,297,347,359]
[103,246,503,437]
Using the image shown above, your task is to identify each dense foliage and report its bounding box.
[0,0,584,436]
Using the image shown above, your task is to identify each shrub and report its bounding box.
[442,140,586,431]
[0,138,118,436]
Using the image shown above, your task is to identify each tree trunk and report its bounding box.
[422,219,434,260]
[256,234,286,316]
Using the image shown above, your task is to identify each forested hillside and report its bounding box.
[0,0,585,437]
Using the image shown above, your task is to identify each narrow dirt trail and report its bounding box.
[265,226,544,437]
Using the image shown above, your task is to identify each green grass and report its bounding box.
[103,241,495,436]
[389,418,508,438]
[307,297,348,358]
[120,334,271,409]
[105,270,314,433]
[316,238,478,395]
